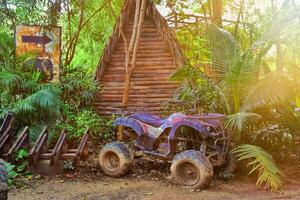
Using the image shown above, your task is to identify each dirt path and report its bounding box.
[8,168,300,200]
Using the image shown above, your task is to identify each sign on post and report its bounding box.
[15,25,61,82]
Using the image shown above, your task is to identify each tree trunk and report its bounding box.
[271,0,284,71]
[234,0,244,37]
[49,0,61,26]
[212,0,222,27]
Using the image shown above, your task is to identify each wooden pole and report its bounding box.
[212,0,222,27]
[129,0,141,53]
[117,126,125,141]
[122,0,147,108]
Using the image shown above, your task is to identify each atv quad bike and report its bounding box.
[99,112,231,189]
[0,159,8,200]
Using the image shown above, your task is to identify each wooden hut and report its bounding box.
[94,0,185,116]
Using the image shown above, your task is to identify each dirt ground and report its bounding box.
[8,159,300,200]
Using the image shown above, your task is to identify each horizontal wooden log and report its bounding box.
[116,45,168,51]
[117,40,166,48]
[113,49,169,54]
[124,27,158,33]
[108,60,174,66]
[100,84,178,90]
[111,52,172,58]
[109,57,174,63]
[118,37,163,42]
[102,77,175,83]
[102,73,173,79]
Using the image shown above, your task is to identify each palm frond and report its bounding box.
[13,88,61,116]
[170,64,201,82]
[237,50,260,93]
[0,71,22,92]
[13,100,35,114]
[242,72,294,112]
[208,25,243,81]
[225,112,261,141]
[208,26,264,112]
[27,89,61,112]
[232,144,284,192]
[36,83,62,95]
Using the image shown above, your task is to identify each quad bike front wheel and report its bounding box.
[171,150,213,189]
[0,159,8,200]
[99,142,132,177]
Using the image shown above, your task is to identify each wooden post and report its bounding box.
[175,13,178,29]
[117,126,125,141]
[212,0,222,27]
[122,0,146,109]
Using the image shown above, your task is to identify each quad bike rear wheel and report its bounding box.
[171,150,213,190]
[0,159,8,200]
[99,142,132,177]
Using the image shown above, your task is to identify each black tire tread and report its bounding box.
[0,160,8,200]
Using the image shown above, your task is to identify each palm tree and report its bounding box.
[171,3,299,191]
[0,62,62,137]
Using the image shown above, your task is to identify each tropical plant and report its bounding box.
[232,144,284,192]
[170,2,300,190]
[208,23,297,190]
[3,162,18,187]
[60,67,98,111]
[3,149,30,187]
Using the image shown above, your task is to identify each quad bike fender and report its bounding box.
[166,119,212,156]
[168,119,212,140]
[114,117,144,136]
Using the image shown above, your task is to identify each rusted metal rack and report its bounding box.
[0,112,90,175]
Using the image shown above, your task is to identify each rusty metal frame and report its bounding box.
[29,126,49,165]
[6,127,30,159]
[0,112,90,175]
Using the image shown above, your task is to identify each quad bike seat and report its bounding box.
[129,113,166,128]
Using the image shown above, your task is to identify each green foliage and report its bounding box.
[61,67,98,110]
[232,144,284,192]
[57,108,113,141]
[166,79,223,114]
[242,72,295,112]
[60,0,123,68]
[58,108,103,140]
[225,112,261,142]
[15,149,29,161]
[171,1,300,192]
[3,149,30,187]
[3,162,18,186]
[251,125,293,160]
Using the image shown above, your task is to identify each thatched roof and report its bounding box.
[95,0,186,81]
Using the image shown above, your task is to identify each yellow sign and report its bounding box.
[15,25,61,82]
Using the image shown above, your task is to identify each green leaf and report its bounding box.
[232,144,284,192]
[225,112,261,141]
[242,72,294,111]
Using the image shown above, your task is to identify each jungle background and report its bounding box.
[0,0,300,194]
